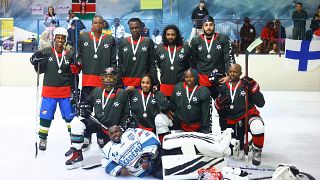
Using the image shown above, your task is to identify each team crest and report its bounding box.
[192,96,198,103]
[176,91,182,96]
[151,99,156,104]
[48,57,53,62]
[96,99,102,104]
[240,91,245,96]
[198,45,202,51]
[114,101,120,107]
[104,43,109,48]
[128,133,135,141]
[160,54,165,60]
[141,46,147,51]
[123,47,128,52]
[84,42,89,46]
[179,54,184,59]
[133,97,138,102]
[216,44,222,50]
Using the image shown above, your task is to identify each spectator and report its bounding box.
[151,29,162,45]
[102,20,112,35]
[306,16,320,41]
[274,19,286,51]
[240,17,256,53]
[66,10,79,29]
[260,21,275,53]
[292,2,308,40]
[111,18,125,46]
[255,44,263,54]
[44,6,59,42]
[269,43,283,54]
[141,22,150,37]
[66,10,86,48]
[313,5,320,19]
[189,0,209,42]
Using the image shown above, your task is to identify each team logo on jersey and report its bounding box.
[216,44,222,50]
[112,151,118,157]
[198,45,203,51]
[160,54,165,60]
[128,133,135,141]
[176,91,182,96]
[123,47,128,52]
[84,42,89,46]
[141,46,147,51]
[240,91,245,96]
[41,110,47,115]
[151,99,156,104]
[48,57,53,62]
[192,96,198,103]
[114,101,120,107]
[64,57,70,65]
[179,54,184,59]
[104,43,109,49]
[133,97,138,103]
[96,99,102,104]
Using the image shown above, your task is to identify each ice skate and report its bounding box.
[65,148,84,170]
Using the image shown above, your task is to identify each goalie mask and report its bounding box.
[102,67,117,90]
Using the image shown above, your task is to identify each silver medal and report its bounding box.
[58,69,62,74]
[207,54,211,59]
[230,105,234,109]
[133,56,137,61]
[187,104,192,109]
[143,112,148,118]
[170,65,174,70]
[94,54,98,59]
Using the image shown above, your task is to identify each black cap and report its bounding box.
[244,17,250,22]
[199,0,205,4]
[202,15,214,25]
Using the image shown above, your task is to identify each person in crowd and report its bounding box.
[66,10,86,48]
[274,19,286,51]
[260,21,276,53]
[151,29,162,45]
[215,64,265,166]
[189,0,209,43]
[306,15,320,40]
[111,18,126,46]
[292,2,308,40]
[30,27,75,151]
[240,17,256,53]
[44,6,59,42]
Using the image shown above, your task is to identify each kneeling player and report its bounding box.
[65,67,128,169]
[215,64,265,166]
[102,125,161,178]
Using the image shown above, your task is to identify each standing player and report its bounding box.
[215,64,265,166]
[70,15,116,150]
[190,15,235,99]
[155,69,211,135]
[65,67,128,169]
[30,27,75,151]
[118,18,158,89]
[155,25,191,98]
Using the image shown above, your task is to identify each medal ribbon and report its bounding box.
[102,88,114,109]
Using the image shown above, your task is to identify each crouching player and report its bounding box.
[102,125,161,178]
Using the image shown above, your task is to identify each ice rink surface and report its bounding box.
[0,87,319,179]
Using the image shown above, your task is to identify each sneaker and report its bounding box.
[252,146,262,166]
[65,148,84,170]
[39,138,47,151]
[81,137,92,151]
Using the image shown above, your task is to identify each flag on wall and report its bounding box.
[71,0,96,19]
[285,39,320,71]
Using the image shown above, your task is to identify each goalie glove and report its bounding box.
[241,76,260,94]
[215,91,231,110]
[30,51,49,65]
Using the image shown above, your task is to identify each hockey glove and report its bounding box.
[79,102,92,118]
[215,91,231,110]
[208,69,224,84]
[241,76,260,94]
[70,63,82,74]
[30,51,49,65]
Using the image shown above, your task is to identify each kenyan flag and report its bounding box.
[72,0,96,19]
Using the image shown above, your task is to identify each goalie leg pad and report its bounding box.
[249,116,264,135]
[70,117,86,150]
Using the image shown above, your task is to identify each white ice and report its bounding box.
[0,87,319,179]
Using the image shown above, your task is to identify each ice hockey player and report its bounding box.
[102,125,161,178]
[65,67,128,169]
[30,27,75,151]
[215,63,265,166]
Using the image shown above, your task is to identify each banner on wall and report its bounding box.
[141,0,162,9]
[71,0,96,19]
[59,5,71,14]
[31,5,44,15]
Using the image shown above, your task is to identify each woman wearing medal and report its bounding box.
[155,25,191,99]
[157,69,211,134]
[30,27,75,151]
[214,64,265,166]
[126,74,170,134]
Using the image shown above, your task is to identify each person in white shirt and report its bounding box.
[151,29,162,45]
[111,18,125,46]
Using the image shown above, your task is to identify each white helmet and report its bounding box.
[53,27,68,39]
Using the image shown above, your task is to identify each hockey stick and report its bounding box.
[73,20,80,116]
[88,115,108,130]
[35,62,40,158]
[82,163,102,170]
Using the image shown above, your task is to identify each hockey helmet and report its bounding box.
[104,67,117,76]
[53,27,68,39]
[102,67,117,88]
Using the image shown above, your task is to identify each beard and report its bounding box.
[203,30,214,37]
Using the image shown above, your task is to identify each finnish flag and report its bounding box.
[284,39,320,71]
